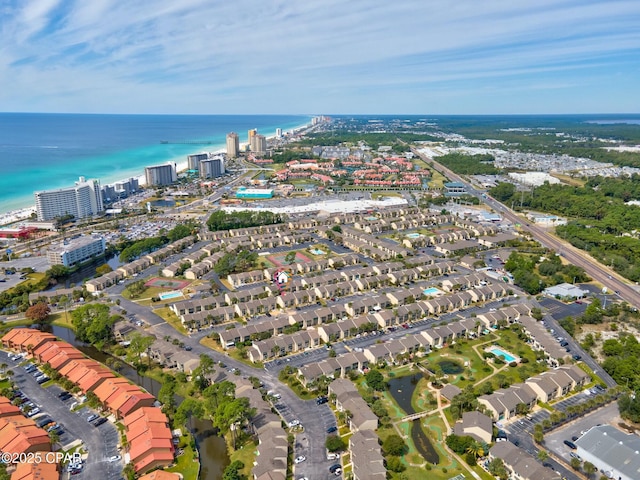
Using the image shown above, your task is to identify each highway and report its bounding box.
[411,146,640,310]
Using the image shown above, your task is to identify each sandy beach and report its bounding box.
[0,121,309,226]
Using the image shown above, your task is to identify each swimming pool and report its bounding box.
[159,290,184,301]
[423,287,441,296]
[488,347,517,363]
[406,233,423,238]
[309,248,325,255]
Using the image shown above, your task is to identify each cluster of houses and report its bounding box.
[234,378,289,480]
[267,154,427,190]
[214,272,507,364]
[297,303,578,389]
[0,394,57,479]
[489,441,561,480]
[477,365,589,421]
[328,379,386,480]
[1,329,175,475]
[86,237,195,292]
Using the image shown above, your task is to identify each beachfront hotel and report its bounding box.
[187,153,209,172]
[46,234,106,267]
[144,162,177,187]
[199,156,225,179]
[226,132,240,158]
[34,177,104,221]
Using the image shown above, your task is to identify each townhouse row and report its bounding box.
[1,329,174,475]
[86,236,196,292]
[224,279,508,358]
[328,379,386,480]
[0,396,54,476]
[234,378,289,480]
[478,365,590,421]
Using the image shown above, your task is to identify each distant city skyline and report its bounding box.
[2,0,639,115]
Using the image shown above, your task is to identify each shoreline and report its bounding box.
[0,120,311,226]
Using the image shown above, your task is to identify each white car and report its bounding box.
[108,455,122,462]
[294,456,306,464]
[288,419,300,427]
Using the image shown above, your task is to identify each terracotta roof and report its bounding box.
[138,471,180,480]
[133,450,175,474]
[111,391,155,418]
[10,461,59,480]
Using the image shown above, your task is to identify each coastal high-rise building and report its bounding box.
[199,157,225,179]
[250,134,267,156]
[226,133,240,158]
[145,163,177,186]
[187,153,209,172]
[248,128,258,145]
[276,128,282,138]
[101,177,138,203]
[35,177,104,221]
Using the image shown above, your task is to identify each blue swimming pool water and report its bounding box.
[489,347,517,363]
[423,287,440,295]
[406,233,422,238]
[159,291,183,300]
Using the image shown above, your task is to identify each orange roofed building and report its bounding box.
[0,397,21,418]
[0,405,51,461]
[138,471,180,480]
[10,461,59,480]
[1,329,56,354]
[124,407,174,474]
[34,342,83,369]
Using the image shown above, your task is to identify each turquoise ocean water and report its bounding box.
[0,113,310,215]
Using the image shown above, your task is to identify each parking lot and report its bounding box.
[1,350,124,480]
[544,402,620,465]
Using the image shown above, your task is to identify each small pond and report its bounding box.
[438,359,464,375]
[388,374,440,464]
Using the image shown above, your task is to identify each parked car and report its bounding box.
[86,414,99,423]
[327,426,338,434]
[93,418,108,427]
[294,456,306,464]
[316,396,328,405]
[564,440,577,450]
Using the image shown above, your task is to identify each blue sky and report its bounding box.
[1,0,639,114]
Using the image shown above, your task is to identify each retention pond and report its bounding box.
[387,373,439,464]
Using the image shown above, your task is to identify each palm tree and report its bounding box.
[49,430,60,446]
[466,441,484,458]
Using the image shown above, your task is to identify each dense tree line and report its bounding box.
[435,153,501,175]
[71,303,118,349]
[214,250,259,277]
[504,251,589,295]
[601,334,640,392]
[291,132,438,151]
[206,210,284,232]
[489,177,640,281]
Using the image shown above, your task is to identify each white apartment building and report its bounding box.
[46,235,106,267]
[34,177,103,221]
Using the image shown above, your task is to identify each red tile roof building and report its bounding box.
[10,461,59,480]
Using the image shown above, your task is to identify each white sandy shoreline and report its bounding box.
[0,120,311,227]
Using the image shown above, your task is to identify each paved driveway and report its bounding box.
[1,351,123,480]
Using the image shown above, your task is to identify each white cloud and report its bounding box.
[1,0,639,113]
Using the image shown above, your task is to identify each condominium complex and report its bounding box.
[101,177,139,203]
[200,157,225,179]
[187,153,209,171]
[247,128,257,144]
[145,163,177,186]
[34,177,104,221]
[226,132,240,158]
[46,234,106,267]
[250,134,267,155]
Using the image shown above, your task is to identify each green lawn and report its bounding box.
[228,438,257,479]
[167,440,200,480]
[154,307,188,335]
